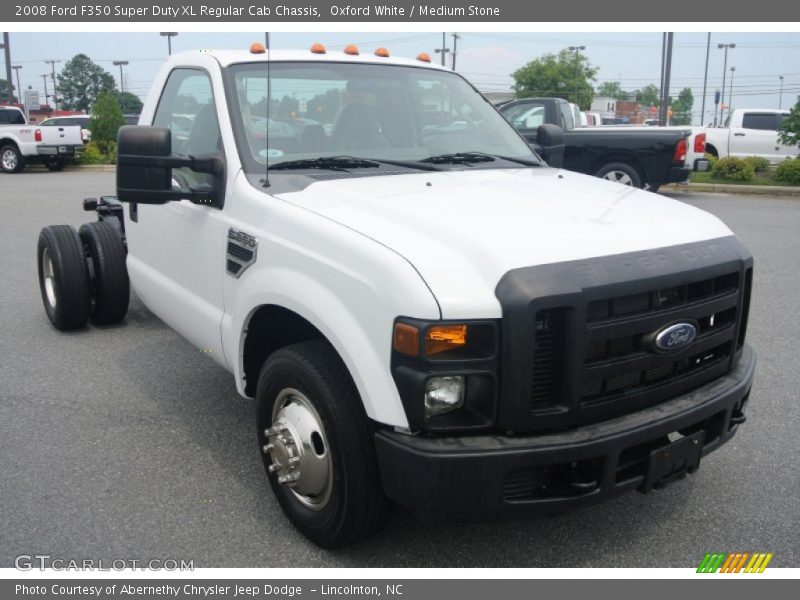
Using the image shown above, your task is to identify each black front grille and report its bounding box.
[530,308,568,409]
[524,269,749,426]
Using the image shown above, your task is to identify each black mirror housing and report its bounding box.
[116,125,224,207]
[536,124,565,169]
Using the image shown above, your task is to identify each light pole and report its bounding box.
[12,65,22,106]
[568,45,586,106]
[718,43,735,125]
[2,33,13,104]
[113,60,129,95]
[451,33,460,71]
[160,32,178,55]
[701,33,711,126]
[779,75,784,109]
[41,74,50,109]
[728,67,736,117]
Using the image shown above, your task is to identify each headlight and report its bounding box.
[391,318,499,432]
[424,376,465,419]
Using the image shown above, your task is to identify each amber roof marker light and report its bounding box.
[250,42,266,54]
[375,48,390,58]
[417,52,432,63]
[344,45,360,56]
[310,43,327,54]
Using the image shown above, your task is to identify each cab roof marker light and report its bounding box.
[344,45,360,56]
[417,52,432,63]
[375,48,390,58]
[310,43,326,55]
[249,42,266,54]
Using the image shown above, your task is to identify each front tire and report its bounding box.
[595,162,643,188]
[37,225,91,330]
[1,144,25,173]
[79,221,129,325]
[256,340,390,548]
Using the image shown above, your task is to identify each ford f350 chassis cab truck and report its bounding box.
[36,45,755,548]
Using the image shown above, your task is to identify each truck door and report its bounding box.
[729,112,783,162]
[128,67,228,362]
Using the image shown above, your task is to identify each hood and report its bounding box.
[277,167,733,318]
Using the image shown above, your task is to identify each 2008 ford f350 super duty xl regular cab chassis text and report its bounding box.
[36,45,755,548]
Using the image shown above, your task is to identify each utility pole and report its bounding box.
[779,75,784,109]
[12,65,22,108]
[435,32,449,67]
[728,66,736,115]
[700,33,711,126]
[113,60,129,95]
[44,59,61,114]
[568,45,586,106]
[718,43,735,125]
[451,33,460,71]
[659,33,674,126]
[41,74,50,109]
[2,33,13,104]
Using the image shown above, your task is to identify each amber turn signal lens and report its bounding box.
[249,42,266,54]
[393,323,420,356]
[425,325,468,356]
[310,43,327,54]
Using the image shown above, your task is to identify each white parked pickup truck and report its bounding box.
[0,106,84,173]
[705,108,798,163]
[36,45,756,548]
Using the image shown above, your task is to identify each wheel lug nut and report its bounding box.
[262,444,274,454]
[268,463,280,473]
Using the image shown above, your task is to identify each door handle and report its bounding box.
[734,133,745,136]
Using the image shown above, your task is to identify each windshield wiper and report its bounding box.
[270,155,442,173]
[420,151,541,167]
[270,156,381,172]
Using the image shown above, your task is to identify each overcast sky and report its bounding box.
[5,31,799,125]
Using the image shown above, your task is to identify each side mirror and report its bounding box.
[535,124,565,169]
[116,125,224,206]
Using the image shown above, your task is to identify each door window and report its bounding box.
[741,113,778,131]
[153,68,221,189]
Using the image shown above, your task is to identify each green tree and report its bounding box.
[636,84,660,108]
[0,78,18,103]
[671,87,694,125]
[596,81,628,101]
[115,91,143,114]
[57,54,116,112]
[779,98,800,147]
[89,91,124,154]
[512,49,597,110]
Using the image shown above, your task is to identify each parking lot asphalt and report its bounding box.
[1,170,798,568]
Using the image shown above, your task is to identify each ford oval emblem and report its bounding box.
[654,322,698,352]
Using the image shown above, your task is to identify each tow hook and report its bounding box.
[730,409,747,426]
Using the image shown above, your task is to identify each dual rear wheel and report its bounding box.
[37,221,129,330]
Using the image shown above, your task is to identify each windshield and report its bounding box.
[226,61,537,172]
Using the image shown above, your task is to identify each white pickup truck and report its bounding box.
[705,108,797,163]
[35,45,756,548]
[0,106,84,173]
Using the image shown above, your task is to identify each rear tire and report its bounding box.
[37,225,91,330]
[45,159,66,172]
[595,162,643,188]
[1,144,25,173]
[79,221,129,325]
[256,340,390,548]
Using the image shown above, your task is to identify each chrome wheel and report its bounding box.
[603,170,633,185]
[2,148,18,171]
[41,246,57,309]
[263,388,332,511]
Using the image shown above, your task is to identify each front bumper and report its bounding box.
[375,344,754,519]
